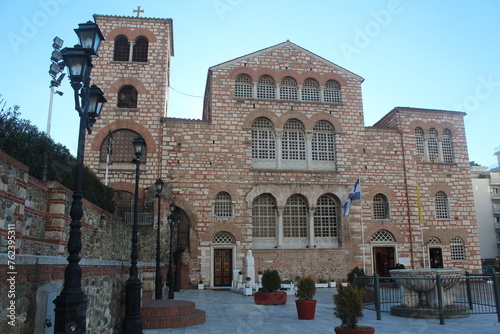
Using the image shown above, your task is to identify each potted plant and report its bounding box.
[254,269,287,305]
[347,266,374,303]
[333,283,375,334]
[197,280,204,290]
[315,278,329,288]
[244,277,252,296]
[295,275,317,320]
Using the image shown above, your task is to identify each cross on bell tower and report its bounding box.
[133,6,144,17]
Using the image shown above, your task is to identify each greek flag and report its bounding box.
[343,178,361,216]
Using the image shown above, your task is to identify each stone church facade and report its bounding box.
[85,14,481,287]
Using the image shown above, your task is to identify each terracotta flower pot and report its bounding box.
[334,326,375,334]
[295,299,316,320]
[253,291,287,305]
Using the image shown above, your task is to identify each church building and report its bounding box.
[84,13,481,288]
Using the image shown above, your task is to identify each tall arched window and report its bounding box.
[100,129,146,163]
[256,75,275,99]
[251,117,276,159]
[117,85,138,108]
[372,194,390,219]
[302,78,320,102]
[324,80,341,103]
[113,35,129,61]
[283,195,308,238]
[450,237,465,260]
[434,191,450,219]
[252,194,277,238]
[132,36,148,62]
[282,119,305,160]
[415,127,425,162]
[442,129,453,163]
[214,191,233,217]
[428,128,439,162]
[235,74,253,98]
[280,77,298,100]
[371,229,395,242]
[314,194,339,237]
[312,121,335,161]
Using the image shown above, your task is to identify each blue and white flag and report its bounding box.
[343,178,361,216]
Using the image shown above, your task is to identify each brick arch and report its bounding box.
[107,181,145,204]
[247,192,278,209]
[227,67,257,81]
[310,192,341,210]
[318,73,348,87]
[108,77,147,95]
[275,111,309,129]
[254,69,279,82]
[207,184,240,201]
[106,27,157,43]
[362,185,397,203]
[274,69,299,83]
[365,225,403,244]
[242,109,279,128]
[408,120,459,135]
[306,112,343,132]
[428,182,453,198]
[90,120,157,153]
[200,223,246,243]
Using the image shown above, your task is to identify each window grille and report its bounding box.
[302,79,320,102]
[251,118,276,159]
[415,128,425,162]
[280,77,298,100]
[117,85,138,108]
[428,128,439,162]
[212,231,236,244]
[371,230,395,242]
[324,80,341,103]
[282,119,306,160]
[214,192,233,217]
[442,129,453,163]
[427,237,441,244]
[256,75,275,99]
[113,35,129,61]
[312,121,335,161]
[283,195,308,238]
[252,195,277,238]
[450,237,465,260]
[314,195,338,237]
[132,36,148,62]
[434,191,450,219]
[101,129,146,163]
[372,194,388,219]
[235,74,253,98]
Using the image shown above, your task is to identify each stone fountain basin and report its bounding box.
[389,268,464,291]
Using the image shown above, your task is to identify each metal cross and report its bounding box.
[133,6,144,17]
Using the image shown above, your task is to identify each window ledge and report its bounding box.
[233,97,343,106]
[115,107,139,113]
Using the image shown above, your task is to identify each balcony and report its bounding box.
[125,212,153,226]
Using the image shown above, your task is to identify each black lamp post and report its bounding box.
[123,137,146,333]
[53,21,106,334]
[167,203,176,299]
[154,178,164,299]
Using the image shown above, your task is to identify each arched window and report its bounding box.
[427,236,442,244]
[302,78,320,102]
[282,119,305,160]
[113,35,129,61]
[312,121,335,161]
[212,231,236,244]
[428,128,439,162]
[100,129,146,163]
[251,117,276,159]
[132,36,148,62]
[283,195,308,238]
[415,127,425,162]
[314,194,339,237]
[280,77,298,100]
[117,85,138,108]
[252,194,277,238]
[434,191,450,219]
[372,194,390,219]
[214,192,233,217]
[450,237,465,260]
[256,75,275,99]
[442,129,453,163]
[371,230,395,242]
[235,74,253,98]
[324,80,341,103]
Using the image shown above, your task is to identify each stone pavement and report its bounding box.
[143,288,500,334]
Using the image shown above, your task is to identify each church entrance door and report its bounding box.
[214,249,232,286]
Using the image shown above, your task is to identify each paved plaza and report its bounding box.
[144,288,500,334]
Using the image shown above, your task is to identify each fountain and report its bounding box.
[389,269,469,319]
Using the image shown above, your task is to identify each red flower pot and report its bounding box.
[334,326,375,334]
[295,299,317,320]
[253,291,287,305]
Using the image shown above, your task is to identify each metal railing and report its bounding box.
[124,212,153,226]
[354,273,500,325]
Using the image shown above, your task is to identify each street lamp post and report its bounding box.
[154,178,164,299]
[167,203,176,299]
[123,137,146,333]
[53,21,106,334]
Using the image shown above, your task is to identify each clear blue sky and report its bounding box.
[1,0,499,167]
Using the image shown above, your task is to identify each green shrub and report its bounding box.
[261,269,281,292]
[333,283,364,329]
[347,266,366,288]
[295,276,316,300]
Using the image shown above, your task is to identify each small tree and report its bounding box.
[295,275,316,300]
[261,269,281,292]
[347,266,366,288]
[333,284,365,330]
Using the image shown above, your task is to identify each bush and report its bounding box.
[347,266,366,288]
[295,276,316,300]
[261,269,281,292]
[333,284,364,330]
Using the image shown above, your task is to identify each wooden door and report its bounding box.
[373,247,395,276]
[214,249,232,286]
[429,248,443,268]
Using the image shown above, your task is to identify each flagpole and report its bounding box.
[359,176,366,273]
[417,182,426,268]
